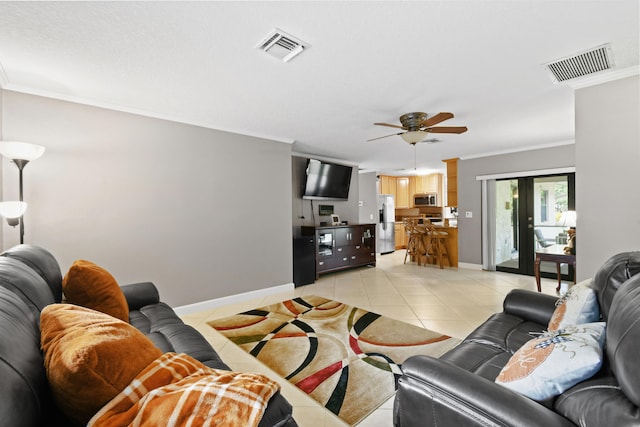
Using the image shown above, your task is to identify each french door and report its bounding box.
[495,173,575,278]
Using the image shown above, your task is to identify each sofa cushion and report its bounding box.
[1,244,64,303]
[548,279,599,331]
[0,287,49,426]
[606,273,640,407]
[62,259,129,322]
[554,367,640,427]
[592,251,640,320]
[40,304,162,425]
[0,257,58,316]
[128,302,231,370]
[462,312,545,353]
[440,340,512,381]
[495,322,605,401]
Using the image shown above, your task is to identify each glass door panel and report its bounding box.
[495,179,520,271]
[495,173,575,278]
[317,231,335,258]
[533,176,570,276]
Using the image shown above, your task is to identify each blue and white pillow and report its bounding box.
[495,322,605,401]
[548,279,599,331]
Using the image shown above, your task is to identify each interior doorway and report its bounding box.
[495,173,575,278]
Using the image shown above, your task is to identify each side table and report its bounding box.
[534,244,576,292]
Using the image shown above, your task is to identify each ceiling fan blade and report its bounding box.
[374,122,406,130]
[366,131,404,142]
[420,112,454,128]
[424,126,468,134]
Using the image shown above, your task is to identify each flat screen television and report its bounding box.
[302,158,353,200]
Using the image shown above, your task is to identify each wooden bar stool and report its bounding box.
[403,219,427,265]
[424,222,450,269]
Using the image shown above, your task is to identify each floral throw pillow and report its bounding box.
[495,322,605,401]
[548,279,599,331]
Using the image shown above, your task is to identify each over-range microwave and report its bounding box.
[414,193,438,206]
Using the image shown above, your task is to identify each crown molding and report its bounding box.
[566,65,640,90]
[460,139,575,161]
[1,83,296,145]
[475,166,576,181]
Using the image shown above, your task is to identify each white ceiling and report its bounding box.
[0,1,638,174]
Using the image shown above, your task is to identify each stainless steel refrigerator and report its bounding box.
[377,194,395,254]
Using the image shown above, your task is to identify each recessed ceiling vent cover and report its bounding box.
[257,28,309,63]
[544,44,614,83]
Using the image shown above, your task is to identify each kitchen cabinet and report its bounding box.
[408,178,417,206]
[410,174,443,207]
[394,223,407,249]
[414,174,442,195]
[380,173,443,207]
[379,175,396,198]
[443,158,458,207]
[396,177,410,208]
[302,224,376,278]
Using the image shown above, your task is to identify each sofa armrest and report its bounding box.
[502,289,558,326]
[120,282,160,311]
[394,355,575,427]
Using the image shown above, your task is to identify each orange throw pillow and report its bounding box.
[63,259,129,322]
[40,304,162,426]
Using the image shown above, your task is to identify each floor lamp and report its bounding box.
[0,141,45,244]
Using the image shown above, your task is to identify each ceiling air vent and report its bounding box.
[544,44,614,83]
[257,28,309,63]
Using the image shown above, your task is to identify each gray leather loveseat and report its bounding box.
[394,251,640,427]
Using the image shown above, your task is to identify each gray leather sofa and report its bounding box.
[0,244,297,426]
[393,251,640,426]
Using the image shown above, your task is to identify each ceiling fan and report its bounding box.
[368,112,468,143]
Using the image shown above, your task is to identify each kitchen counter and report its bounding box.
[436,226,458,267]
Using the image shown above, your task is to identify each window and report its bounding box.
[540,190,548,223]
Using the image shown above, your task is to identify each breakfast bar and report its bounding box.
[437,225,458,267]
[401,218,458,268]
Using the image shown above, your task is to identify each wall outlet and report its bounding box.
[370,213,374,220]
[465,211,473,218]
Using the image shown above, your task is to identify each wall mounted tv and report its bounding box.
[302,158,353,200]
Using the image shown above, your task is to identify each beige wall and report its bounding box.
[1,90,293,307]
[358,172,378,225]
[457,144,576,265]
[291,155,360,234]
[457,75,640,276]
[575,75,640,279]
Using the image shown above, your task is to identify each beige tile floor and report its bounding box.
[180,250,560,427]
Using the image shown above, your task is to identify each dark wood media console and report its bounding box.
[301,224,376,278]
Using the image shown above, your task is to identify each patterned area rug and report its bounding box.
[207,295,460,425]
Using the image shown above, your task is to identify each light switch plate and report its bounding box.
[465,211,473,218]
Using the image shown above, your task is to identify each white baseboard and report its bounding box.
[458,262,483,270]
[173,282,295,316]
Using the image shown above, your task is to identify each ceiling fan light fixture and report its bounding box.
[401,130,429,144]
